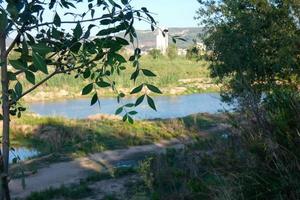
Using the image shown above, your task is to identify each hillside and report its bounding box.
[121,27,203,50]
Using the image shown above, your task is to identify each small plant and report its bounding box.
[166,44,178,60]
[148,49,162,59]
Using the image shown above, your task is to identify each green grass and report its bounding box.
[11,113,222,156]
[9,113,224,179]
[18,56,217,102]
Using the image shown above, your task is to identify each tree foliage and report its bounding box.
[194,1,300,199]
[197,0,300,102]
[0,0,159,198]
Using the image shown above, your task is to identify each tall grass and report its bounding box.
[19,56,212,100]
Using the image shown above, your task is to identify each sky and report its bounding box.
[53,0,201,30]
[6,0,201,39]
[131,0,200,29]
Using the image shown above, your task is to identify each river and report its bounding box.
[29,93,231,120]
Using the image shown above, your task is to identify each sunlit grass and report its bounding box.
[18,56,214,101]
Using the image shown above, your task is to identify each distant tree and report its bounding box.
[166,44,177,60]
[0,0,161,199]
[148,48,162,59]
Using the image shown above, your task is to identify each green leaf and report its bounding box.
[7,71,16,80]
[73,22,83,39]
[147,95,157,111]
[121,0,128,5]
[115,37,129,46]
[25,71,35,85]
[15,82,23,97]
[32,51,48,74]
[9,59,27,70]
[91,93,98,106]
[115,107,123,115]
[31,44,53,56]
[114,53,127,63]
[130,84,143,94]
[83,69,91,79]
[100,19,112,25]
[125,103,135,107]
[122,114,128,122]
[130,70,140,82]
[119,92,125,98]
[142,69,156,77]
[128,115,134,124]
[128,111,138,115]
[70,42,82,54]
[22,40,29,58]
[96,81,111,88]
[146,84,162,94]
[54,12,61,27]
[135,95,145,106]
[82,83,93,95]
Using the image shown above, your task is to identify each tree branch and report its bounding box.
[10,71,57,105]
[10,65,86,105]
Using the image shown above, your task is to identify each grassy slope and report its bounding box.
[19,56,218,102]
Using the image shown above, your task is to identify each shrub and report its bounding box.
[139,89,300,200]
[186,45,201,60]
[166,44,178,60]
[148,49,162,59]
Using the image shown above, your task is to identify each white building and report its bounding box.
[156,28,169,54]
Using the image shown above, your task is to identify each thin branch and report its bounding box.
[10,64,88,105]
[56,65,83,74]
[10,71,57,105]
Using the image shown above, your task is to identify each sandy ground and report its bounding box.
[10,138,186,199]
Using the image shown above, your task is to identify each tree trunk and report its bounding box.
[0,30,11,200]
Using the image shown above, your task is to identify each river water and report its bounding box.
[29,93,231,120]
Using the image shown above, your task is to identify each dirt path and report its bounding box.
[10,138,186,199]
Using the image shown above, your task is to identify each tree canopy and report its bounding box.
[197,0,300,102]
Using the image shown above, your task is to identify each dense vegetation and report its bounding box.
[2,0,299,199]
[18,56,216,102]
[138,0,300,199]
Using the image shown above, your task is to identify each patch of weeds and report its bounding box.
[26,182,92,200]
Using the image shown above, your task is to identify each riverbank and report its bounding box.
[9,113,230,199]
[20,56,219,102]
[9,113,227,177]
[10,112,225,156]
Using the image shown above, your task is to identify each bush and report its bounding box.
[139,89,300,200]
[166,44,177,60]
[148,49,162,59]
[186,45,201,60]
